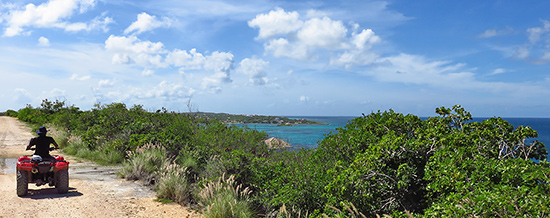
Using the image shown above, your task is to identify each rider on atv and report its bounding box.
[17,126,68,196]
[26,126,59,161]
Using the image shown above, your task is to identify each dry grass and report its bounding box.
[120,144,168,183]
[156,162,192,204]
[197,173,254,218]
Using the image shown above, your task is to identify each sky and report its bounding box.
[1,0,549,117]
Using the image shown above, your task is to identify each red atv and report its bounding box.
[16,147,70,196]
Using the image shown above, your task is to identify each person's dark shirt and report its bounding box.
[29,135,56,157]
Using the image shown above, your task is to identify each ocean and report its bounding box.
[236,116,550,159]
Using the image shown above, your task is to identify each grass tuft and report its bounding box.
[197,173,254,218]
[156,162,192,205]
[119,144,167,183]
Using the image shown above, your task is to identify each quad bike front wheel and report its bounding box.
[55,169,69,194]
[16,170,29,197]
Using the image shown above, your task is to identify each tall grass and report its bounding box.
[119,144,168,184]
[120,144,193,204]
[156,162,192,204]
[197,173,254,218]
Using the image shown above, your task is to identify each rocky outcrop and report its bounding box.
[264,137,291,149]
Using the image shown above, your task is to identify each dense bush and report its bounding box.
[249,106,549,217]
[2,109,18,117]
[14,100,550,217]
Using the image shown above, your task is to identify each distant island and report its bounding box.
[188,112,326,125]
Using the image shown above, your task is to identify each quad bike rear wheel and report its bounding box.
[55,169,69,194]
[16,170,29,197]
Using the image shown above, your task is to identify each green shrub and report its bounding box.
[4,109,18,117]
[201,155,227,180]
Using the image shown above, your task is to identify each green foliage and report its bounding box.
[2,109,18,117]
[253,105,549,217]
[425,159,550,217]
[14,100,550,217]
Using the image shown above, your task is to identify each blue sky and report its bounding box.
[1,0,549,117]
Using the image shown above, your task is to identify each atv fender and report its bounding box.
[53,161,69,172]
[17,162,34,171]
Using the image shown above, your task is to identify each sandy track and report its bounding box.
[0,117,202,218]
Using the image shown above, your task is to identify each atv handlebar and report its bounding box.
[25,147,58,151]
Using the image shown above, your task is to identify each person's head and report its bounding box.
[36,126,48,136]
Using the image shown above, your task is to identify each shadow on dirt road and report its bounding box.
[23,187,83,199]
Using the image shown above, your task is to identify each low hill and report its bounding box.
[188,112,325,125]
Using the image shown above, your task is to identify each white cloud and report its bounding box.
[515,20,550,62]
[142,69,155,76]
[165,48,206,70]
[38,36,50,47]
[264,38,306,59]
[78,0,96,13]
[2,0,111,37]
[367,53,474,88]
[250,8,381,64]
[491,68,506,75]
[238,57,269,85]
[478,29,498,38]
[299,95,309,102]
[98,79,115,88]
[476,27,513,38]
[104,34,237,93]
[331,28,381,67]
[70,73,91,81]
[331,50,379,68]
[105,35,167,67]
[202,51,234,92]
[105,35,164,54]
[124,12,172,35]
[64,15,113,32]
[526,20,550,44]
[514,46,530,59]
[136,81,195,100]
[248,8,303,39]
[298,17,348,50]
[48,88,66,99]
[352,29,380,50]
[362,53,547,97]
[204,51,234,75]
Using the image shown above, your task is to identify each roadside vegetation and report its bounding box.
[3,100,550,217]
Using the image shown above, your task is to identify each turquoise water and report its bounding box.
[237,116,355,149]
[236,117,550,157]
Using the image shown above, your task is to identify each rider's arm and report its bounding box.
[52,139,59,149]
[26,138,34,150]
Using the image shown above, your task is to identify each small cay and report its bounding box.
[264,137,291,149]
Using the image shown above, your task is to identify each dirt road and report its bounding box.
[0,117,202,218]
